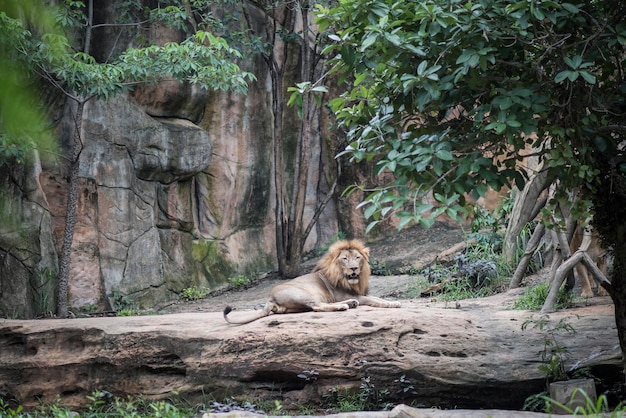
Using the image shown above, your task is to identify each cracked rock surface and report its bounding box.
[0,286,619,412]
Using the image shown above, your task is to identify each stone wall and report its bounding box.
[0,1,358,317]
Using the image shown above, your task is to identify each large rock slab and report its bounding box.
[207,404,569,418]
[0,289,620,412]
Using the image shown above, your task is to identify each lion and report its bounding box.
[223,239,401,324]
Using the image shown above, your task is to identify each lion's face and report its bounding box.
[337,249,364,284]
[315,239,371,295]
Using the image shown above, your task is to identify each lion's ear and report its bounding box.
[361,247,370,260]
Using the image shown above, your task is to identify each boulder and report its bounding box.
[0,287,620,412]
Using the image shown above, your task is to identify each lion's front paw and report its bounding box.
[346,299,359,309]
[389,301,402,308]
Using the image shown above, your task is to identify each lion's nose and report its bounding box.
[350,267,358,272]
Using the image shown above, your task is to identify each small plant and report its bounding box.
[521,315,582,413]
[209,398,263,414]
[297,369,319,382]
[109,290,134,311]
[512,282,575,311]
[522,315,576,384]
[439,276,497,301]
[33,267,56,317]
[116,308,142,316]
[397,264,421,275]
[394,374,417,397]
[322,376,393,412]
[0,399,23,418]
[543,389,626,416]
[228,275,251,288]
[369,259,391,276]
[75,304,99,316]
[180,286,209,301]
[0,392,200,417]
[522,390,549,412]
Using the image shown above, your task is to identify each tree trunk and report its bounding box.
[285,2,318,275]
[57,100,85,318]
[509,222,545,288]
[502,170,550,264]
[244,1,333,278]
[56,0,94,317]
[589,157,626,382]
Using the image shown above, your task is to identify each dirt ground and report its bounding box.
[157,219,612,316]
[158,221,471,314]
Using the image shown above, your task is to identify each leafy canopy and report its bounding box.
[0,0,255,165]
[316,0,626,232]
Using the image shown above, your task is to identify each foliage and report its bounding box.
[412,232,511,301]
[0,0,255,164]
[512,282,575,311]
[297,369,320,382]
[115,308,142,317]
[369,259,392,276]
[322,376,393,412]
[109,290,144,316]
[522,390,549,413]
[522,315,577,383]
[316,0,626,232]
[394,375,417,397]
[469,190,515,235]
[180,286,209,301]
[228,274,252,288]
[0,1,59,166]
[543,389,626,416]
[0,391,200,417]
[208,398,264,414]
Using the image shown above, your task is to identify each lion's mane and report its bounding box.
[313,239,370,296]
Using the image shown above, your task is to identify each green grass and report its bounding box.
[523,389,626,416]
[180,286,209,301]
[512,282,575,311]
[228,274,252,288]
[0,393,200,418]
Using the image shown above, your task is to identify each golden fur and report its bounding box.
[223,239,401,324]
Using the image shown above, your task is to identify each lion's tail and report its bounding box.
[223,304,273,325]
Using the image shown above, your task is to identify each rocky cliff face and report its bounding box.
[0,2,349,317]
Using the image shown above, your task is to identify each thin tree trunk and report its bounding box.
[57,100,85,318]
[503,170,550,264]
[243,1,332,278]
[510,222,545,288]
[286,2,314,275]
[57,0,93,317]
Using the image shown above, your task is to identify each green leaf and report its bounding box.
[579,71,596,84]
[361,33,379,50]
[553,3,573,14]
[435,149,454,161]
[554,70,572,83]
[365,220,380,234]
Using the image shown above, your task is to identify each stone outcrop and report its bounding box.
[0,290,620,412]
[0,154,58,318]
[207,404,572,418]
[0,1,352,316]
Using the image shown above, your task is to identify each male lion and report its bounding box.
[223,239,401,324]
